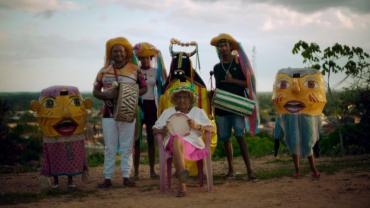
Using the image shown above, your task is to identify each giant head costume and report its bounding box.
[272,68,326,157]
[272,68,326,116]
[31,86,92,137]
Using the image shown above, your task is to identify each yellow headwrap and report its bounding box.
[105,37,133,67]
[133,42,158,58]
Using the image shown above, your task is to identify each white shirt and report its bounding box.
[141,67,156,100]
[153,106,212,149]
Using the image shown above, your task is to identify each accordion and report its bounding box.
[213,89,255,116]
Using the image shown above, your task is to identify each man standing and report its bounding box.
[211,33,257,180]
[93,37,147,188]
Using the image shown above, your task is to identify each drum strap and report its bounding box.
[113,68,119,82]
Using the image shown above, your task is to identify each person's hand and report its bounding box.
[188,119,201,131]
[103,87,118,99]
[153,126,168,135]
[221,71,234,83]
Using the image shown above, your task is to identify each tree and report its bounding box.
[292,41,370,155]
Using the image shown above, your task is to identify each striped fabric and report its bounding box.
[273,114,321,157]
[213,88,256,116]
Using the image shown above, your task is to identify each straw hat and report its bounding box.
[210,33,239,50]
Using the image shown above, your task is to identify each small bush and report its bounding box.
[88,152,104,167]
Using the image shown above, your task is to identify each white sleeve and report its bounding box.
[194,108,212,126]
[153,108,172,129]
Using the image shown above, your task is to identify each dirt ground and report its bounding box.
[1,155,370,208]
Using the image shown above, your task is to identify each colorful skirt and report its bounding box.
[165,134,209,161]
[274,114,320,158]
[41,139,87,176]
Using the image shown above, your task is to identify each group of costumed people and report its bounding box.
[30,33,326,197]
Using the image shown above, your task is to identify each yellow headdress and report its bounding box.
[105,37,133,66]
[133,42,158,58]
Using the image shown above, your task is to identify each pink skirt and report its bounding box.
[165,134,209,161]
[41,140,87,176]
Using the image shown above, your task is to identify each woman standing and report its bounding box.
[133,42,166,179]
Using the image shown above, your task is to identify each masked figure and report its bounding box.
[31,86,92,188]
[272,68,326,178]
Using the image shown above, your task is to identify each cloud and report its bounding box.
[0,34,102,62]
[253,0,370,14]
[197,0,370,14]
[0,0,81,17]
[96,0,173,11]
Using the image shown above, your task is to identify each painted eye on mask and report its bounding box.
[304,79,319,89]
[71,97,81,106]
[44,98,55,108]
[276,80,289,89]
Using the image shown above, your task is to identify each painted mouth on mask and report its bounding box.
[53,119,78,136]
[284,101,305,113]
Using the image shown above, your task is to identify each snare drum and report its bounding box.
[212,89,255,116]
[113,83,139,122]
[166,113,191,136]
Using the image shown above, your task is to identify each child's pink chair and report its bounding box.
[155,131,213,193]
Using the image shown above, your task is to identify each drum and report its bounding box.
[166,113,191,136]
[212,89,255,116]
[113,83,139,122]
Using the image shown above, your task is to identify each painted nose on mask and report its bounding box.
[292,79,301,94]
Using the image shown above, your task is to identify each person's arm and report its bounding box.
[92,72,118,100]
[188,108,216,133]
[152,126,168,135]
[152,109,170,135]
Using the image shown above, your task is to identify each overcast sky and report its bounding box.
[0,0,369,92]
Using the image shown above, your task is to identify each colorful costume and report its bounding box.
[30,86,92,177]
[272,68,326,157]
[158,39,217,175]
[211,33,259,135]
[133,42,167,177]
[154,83,214,160]
[94,37,146,179]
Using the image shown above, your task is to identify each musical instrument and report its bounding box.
[166,113,191,136]
[113,83,139,122]
[212,89,255,116]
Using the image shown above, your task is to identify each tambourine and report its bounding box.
[166,113,191,136]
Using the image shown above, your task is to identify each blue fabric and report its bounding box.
[216,115,245,141]
[273,114,320,157]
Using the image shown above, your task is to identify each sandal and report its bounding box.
[247,174,258,182]
[123,178,136,187]
[292,172,300,178]
[312,172,321,178]
[224,172,236,179]
[176,190,186,197]
[97,179,112,189]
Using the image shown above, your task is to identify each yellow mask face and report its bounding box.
[31,86,92,137]
[272,68,326,116]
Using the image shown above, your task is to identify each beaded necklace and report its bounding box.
[221,58,233,74]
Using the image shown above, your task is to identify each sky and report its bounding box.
[0,0,369,92]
